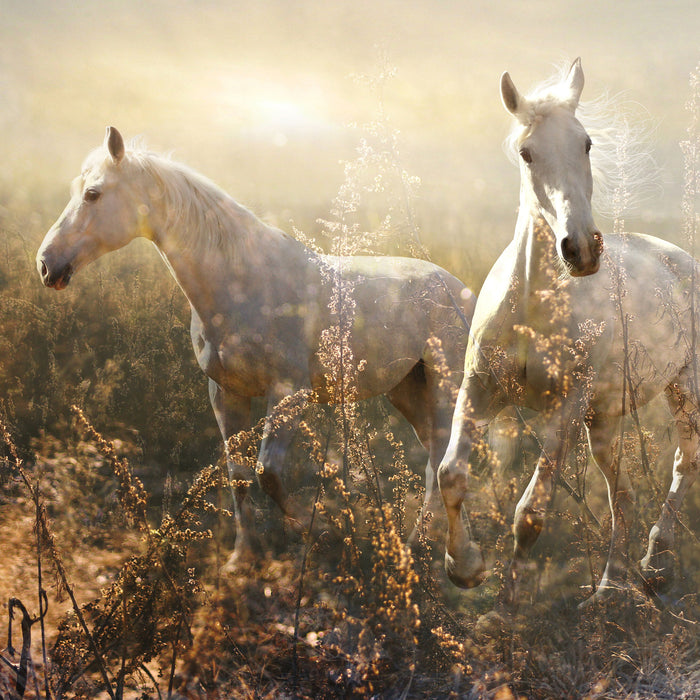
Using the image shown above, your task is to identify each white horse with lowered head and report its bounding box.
[36,127,475,568]
[438,58,700,603]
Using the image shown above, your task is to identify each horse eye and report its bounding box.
[519,148,533,164]
[84,187,101,202]
[585,138,593,154]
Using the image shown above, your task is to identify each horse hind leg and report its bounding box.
[386,362,442,542]
[208,380,256,573]
[256,388,311,535]
[506,405,587,605]
[640,379,699,592]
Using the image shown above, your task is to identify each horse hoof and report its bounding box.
[579,581,646,609]
[445,542,485,589]
[220,542,255,576]
[578,576,622,608]
[474,610,509,639]
[284,513,306,537]
[639,555,674,594]
[220,555,240,577]
[579,589,607,609]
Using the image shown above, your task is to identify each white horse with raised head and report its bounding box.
[36,127,475,568]
[439,58,700,602]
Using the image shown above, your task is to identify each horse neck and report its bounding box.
[142,166,303,323]
[513,197,564,315]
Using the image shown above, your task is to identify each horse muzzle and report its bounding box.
[38,257,73,290]
[559,229,603,277]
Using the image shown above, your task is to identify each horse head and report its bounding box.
[501,58,603,276]
[37,127,144,289]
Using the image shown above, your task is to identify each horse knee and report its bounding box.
[225,459,252,502]
[512,463,552,558]
[437,433,474,506]
[256,462,286,504]
[437,463,469,509]
[513,506,544,559]
[640,519,675,591]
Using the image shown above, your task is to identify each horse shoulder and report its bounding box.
[189,308,227,384]
[470,244,522,353]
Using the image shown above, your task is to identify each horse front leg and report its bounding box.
[640,446,698,591]
[437,384,488,588]
[257,385,312,534]
[585,411,636,601]
[640,380,699,592]
[506,405,581,606]
[386,360,452,546]
[208,380,255,572]
[506,448,558,607]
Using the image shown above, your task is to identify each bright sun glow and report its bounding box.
[211,73,332,145]
[258,99,308,128]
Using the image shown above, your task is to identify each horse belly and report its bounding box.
[356,355,423,400]
[590,341,687,416]
[308,352,419,403]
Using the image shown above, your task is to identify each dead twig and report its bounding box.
[6,594,48,699]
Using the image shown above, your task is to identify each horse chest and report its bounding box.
[192,331,227,384]
[478,332,560,412]
[521,346,555,409]
[191,320,272,396]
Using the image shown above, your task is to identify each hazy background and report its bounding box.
[1,0,698,291]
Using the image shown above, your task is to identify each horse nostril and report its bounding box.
[592,231,604,257]
[41,261,48,279]
[560,236,578,265]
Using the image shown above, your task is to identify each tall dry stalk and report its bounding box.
[682,63,700,397]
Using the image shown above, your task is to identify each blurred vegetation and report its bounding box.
[0,225,218,472]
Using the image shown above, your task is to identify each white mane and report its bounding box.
[503,62,660,218]
[91,141,294,263]
[136,147,263,260]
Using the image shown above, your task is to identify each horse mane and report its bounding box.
[503,61,660,219]
[103,140,295,263]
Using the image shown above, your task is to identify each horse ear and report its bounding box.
[105,126,125,164]
[500,71,522,116]
[563,57,585,109]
